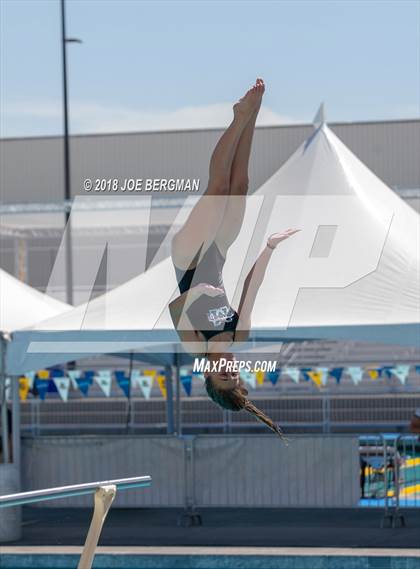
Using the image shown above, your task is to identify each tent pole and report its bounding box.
[174,351,181,435]
[11,375,21,476]
[0,335,10,463]
[164,363,174,435]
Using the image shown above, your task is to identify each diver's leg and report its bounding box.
[215,79,265,256]
[172,84,261,269]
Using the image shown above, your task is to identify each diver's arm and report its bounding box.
[236,229,300,327]
[236,244,275,329]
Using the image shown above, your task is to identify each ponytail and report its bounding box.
[205,376,288,445]
[244,400,289,445]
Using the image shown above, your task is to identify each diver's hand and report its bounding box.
[267,228,301,249]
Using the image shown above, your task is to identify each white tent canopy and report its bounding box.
[7,118,420,374]
[0,268,71,333]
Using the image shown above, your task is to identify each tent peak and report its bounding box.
[313,103,325,128]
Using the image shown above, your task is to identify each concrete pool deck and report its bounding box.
[1,546,420,569]
[7,506,420,549]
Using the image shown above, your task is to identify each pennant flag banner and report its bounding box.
[240,371,256,389]
[367,367,382,380]
[47,380,58,393]
[390,365,410,384]
[266,370,280,385]
[282,367,300,383]
[156,374,167,399]
[24,372,36,390]
[13,362,419,401]
[48,369,63,395]
[382,366,394,379]
[50,368,64,378]
[193,372,205,382]
[131,370,154,400]
[115,371,131,398]
[34,378,50,400]
[181,374,193,396]
[19,376,30,401]
[37,369,50,379]
[329,367,344,384]
[306,367,329,388]
[346,367,363,385]
[300,368,312,382]
[307,370,322,388]
[144,369,157,378]
[255,370,265,385]
[53,377,70,402]
[94,370,112,397]
[75,371,94,396]
[67,370,82,390]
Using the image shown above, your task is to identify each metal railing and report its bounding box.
[18,394,420,435]
[16,432,419,528]
[0,476,152,568]
[359,434,420,527]
[21,434,360,513]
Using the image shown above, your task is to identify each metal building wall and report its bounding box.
[1,120,419,205]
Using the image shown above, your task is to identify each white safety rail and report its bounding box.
[0,476,152,569]
[0,475,151,508]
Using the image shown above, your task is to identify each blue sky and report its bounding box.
[1,0,419,137]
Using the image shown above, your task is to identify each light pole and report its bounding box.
[60,0,81,305]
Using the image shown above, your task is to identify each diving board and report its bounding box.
[0,475,152,569]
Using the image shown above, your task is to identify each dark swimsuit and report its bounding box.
[173,242,239,342]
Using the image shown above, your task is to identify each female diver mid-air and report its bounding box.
[170,79,299,440]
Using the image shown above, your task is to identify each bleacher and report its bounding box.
[20,391,420,435]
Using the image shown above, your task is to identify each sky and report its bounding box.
[1,0,419,138]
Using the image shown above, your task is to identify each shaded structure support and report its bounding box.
[164,363,175,434]
[174,351,182,435]
[11,375,21,475]
[60,0,74,305]
[0,335,9,463]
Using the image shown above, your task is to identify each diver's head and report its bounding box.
[204,354,288,444]
[204,352,241,397]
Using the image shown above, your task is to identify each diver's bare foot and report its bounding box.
[253,78,265,114]
[234,78,265,119]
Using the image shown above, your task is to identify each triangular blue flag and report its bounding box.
[115,371,131,398]
[381,366,393,378]
[266,371,280,385]
[50,368,64,378]
[47,379,58,393]
[34,378,50,400]
[48,368,64,392]
[329,367,344,384]
[300,368,312,381]
[181,374,193,396]
[77,371,94,396]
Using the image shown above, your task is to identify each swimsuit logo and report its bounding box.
[207,306,235,327]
